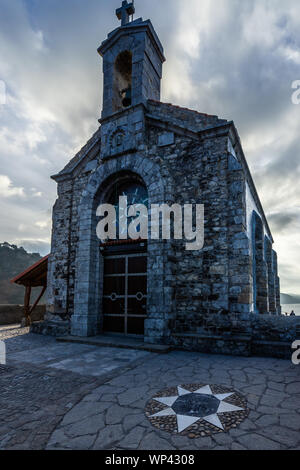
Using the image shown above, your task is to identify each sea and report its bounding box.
[281,304,300,316]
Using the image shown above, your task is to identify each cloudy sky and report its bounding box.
[0,0,299,294]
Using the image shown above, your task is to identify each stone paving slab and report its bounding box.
[0,326,300,450]
[8,341,150,375]
[49,348,151,377]
[7,342,97,366]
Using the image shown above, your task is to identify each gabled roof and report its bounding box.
[147,100,228,132]
[10,255,49,287]
[51,127,101,181]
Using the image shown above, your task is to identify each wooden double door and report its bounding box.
[102,250,147,336]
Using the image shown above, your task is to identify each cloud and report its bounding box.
[268,211,300,233]
[35,220,50,230]
[0,175,25,198]
[16,239,50,256]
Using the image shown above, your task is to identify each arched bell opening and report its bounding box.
[113,50,132,112]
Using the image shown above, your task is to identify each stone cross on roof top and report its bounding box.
[116,1,135,26]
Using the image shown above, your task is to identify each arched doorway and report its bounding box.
[72,153,169,341]
[101,174,149,336]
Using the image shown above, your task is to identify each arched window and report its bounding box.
[252,212,268,313]
[113,50,132,112]
[265,236,276,313]
[108,179,148,240]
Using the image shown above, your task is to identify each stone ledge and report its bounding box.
[252,340,293,359]
[171,333,295,359]
[173,332,251,342]
[171,333,252,357]
[30,320,70,337]
[56,334,173,354]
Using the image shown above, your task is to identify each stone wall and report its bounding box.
[46,130,101,323]
[0,305,45,325]
[171,313,300,359]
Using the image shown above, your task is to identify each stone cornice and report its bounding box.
[99,102,147,125]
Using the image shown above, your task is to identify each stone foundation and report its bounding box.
[172,333,252,357]
[171,313,300,359]
[31,312,300,359]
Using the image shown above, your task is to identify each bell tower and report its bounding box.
[98,1,166,119]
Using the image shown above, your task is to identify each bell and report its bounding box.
[122,87,132,107]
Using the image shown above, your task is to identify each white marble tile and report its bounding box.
[217,402,244,413]
[177,415,200,433]
[154,396,178,407]
[202,414,224,430]
[177,386,190,396]
[152,408,176,417]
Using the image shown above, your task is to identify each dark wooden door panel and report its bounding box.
[103,316,124,334]
[127,297,147,316]
[128,275,147,295]
[104,258,125,275]
[128,256,147,273]
[103,298,125,315]
[103,252,147,336]
[127,317,145,335]
[103,276,125,295]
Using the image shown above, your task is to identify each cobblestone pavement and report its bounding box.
[0,327,299,450]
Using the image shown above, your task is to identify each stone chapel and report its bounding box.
[40,2,281,352]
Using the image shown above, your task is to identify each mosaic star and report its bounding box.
[151,385,245,433]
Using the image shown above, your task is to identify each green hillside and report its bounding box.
[0,242,42,304]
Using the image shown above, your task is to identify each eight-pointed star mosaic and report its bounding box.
[146,384,249,436]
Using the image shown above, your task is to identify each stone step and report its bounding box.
[56,334,173,354]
